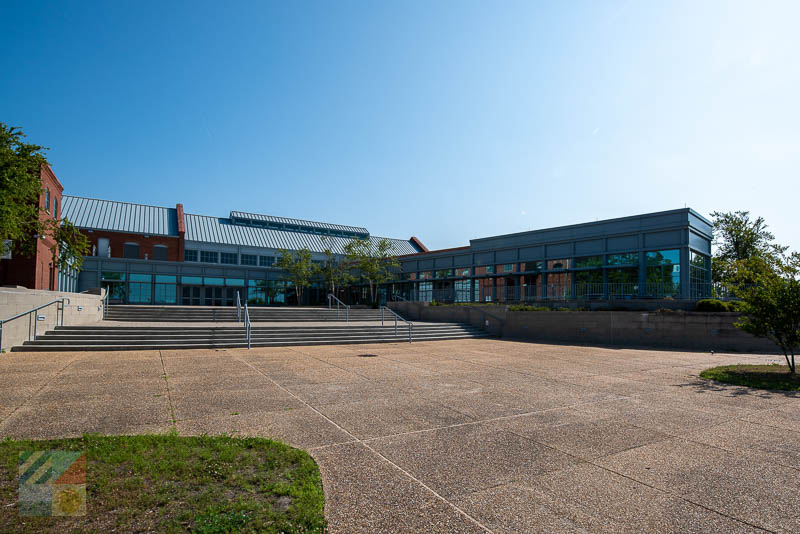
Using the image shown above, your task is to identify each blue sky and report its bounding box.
[1,1,798,251]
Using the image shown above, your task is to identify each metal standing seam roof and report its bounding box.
[229,210,369,235]
[61,196,179,236]
[184,214,418,255]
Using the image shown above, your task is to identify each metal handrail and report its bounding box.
[102,290,109,320]
[236,291,242,322]
[380,306,413,343]
[392,293,408,302]
[0,298,70,352]
[327,293,350,322]
[244,301,251,349]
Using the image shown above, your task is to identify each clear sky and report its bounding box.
[1,1,797,251]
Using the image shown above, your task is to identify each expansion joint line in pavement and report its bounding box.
[0,354,81,425]
[232,351,496,534]
[158,350,177,426]
[496,424,778,534]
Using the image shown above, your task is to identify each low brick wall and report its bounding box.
[388,302,777,353]
[0,288,105,352]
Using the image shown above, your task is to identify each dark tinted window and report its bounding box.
[153,245,168,261]
[123,243,140,259]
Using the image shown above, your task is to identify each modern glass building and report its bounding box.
[61,196,713,305]
[389,208,713,303]
[61,196,422,305]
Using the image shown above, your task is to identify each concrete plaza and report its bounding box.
[1,339,798,533]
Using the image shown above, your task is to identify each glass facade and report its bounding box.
[455,279,471,302]
[607,267,638,296]
[574,256,602,269]
[101,272,126,303]
[247,279,267,304]
[81,208,711,307]
[646,249,681,297]
[418,281,433,302]
[690,251,711,298]
[129,273,152,304]
[607,252,638,265]
[200,251,218,263]
[154,275,177,304]
[546,259,570,270]
[575,270,603,298]
[520,261,542,273]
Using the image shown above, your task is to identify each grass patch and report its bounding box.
[1,433,326,533]
[700,364,800,392]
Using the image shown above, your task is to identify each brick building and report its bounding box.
[0,165,64,290]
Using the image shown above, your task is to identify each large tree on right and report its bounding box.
[733,253,800,374]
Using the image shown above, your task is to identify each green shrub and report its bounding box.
[696,299,730,312]
[509,305,550,312]
[725,300,743,312]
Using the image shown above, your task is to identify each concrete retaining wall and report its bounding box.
[388,302,777,353]
[0,288,105,352]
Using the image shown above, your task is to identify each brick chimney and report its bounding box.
[176,203,186,261]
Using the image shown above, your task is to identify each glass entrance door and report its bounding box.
[224,287,242,306]
[182,286,202,305]
[204,287,224,306]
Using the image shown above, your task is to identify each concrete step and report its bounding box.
[14,335,487,351]
[13,323,489,351]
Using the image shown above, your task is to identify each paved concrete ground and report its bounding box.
[1,339,798,533]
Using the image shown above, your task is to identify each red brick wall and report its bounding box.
[37,166,63,290]
[81,230,182,262]
[0,165,62,290]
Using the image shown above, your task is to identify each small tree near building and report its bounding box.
[319,238,351,297]
[276,248,318,306]
[733,254,800,374]
[344,237,400,306]
[1,123,89,271]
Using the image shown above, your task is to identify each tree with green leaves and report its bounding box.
[276,248,318,306]
[711,211,787,285]
[1,123,89,273]
[343,237,400,306]
[319,238,351,297]
[732,253,800,373]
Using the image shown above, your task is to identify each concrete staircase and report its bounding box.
[13,323,488,351]
[104,305,384,322]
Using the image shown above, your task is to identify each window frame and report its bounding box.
[200,250,219,264]
[220,252,238,265]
